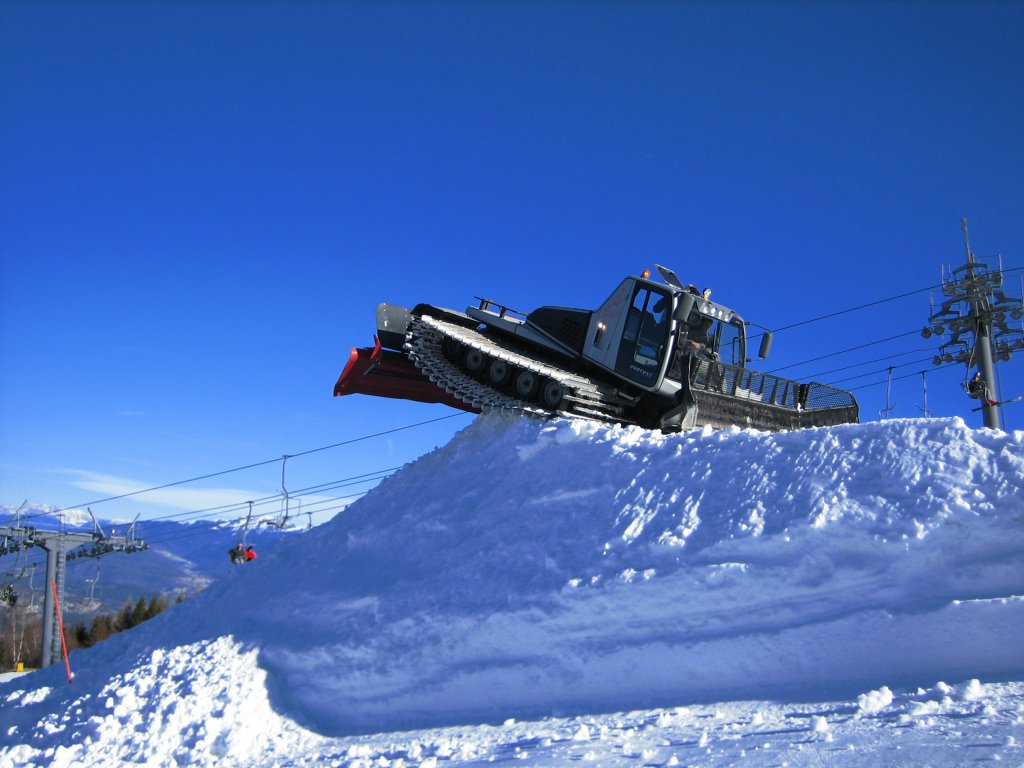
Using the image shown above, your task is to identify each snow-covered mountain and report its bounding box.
[1,413,1023,767]
[0,503,92,528]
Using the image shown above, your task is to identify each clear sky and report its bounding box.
[2,0,1022,524]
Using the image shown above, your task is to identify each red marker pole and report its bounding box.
[50,579,74,684]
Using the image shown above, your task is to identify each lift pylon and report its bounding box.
[923,219,1024,428]
[0,515,147,669]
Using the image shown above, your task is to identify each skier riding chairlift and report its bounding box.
[966,371,997,406]
[228,543,257,564]
[0,583,16,608]
[229,543,247,565]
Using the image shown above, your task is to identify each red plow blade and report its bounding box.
[334,337,479,414]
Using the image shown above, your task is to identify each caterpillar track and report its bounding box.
[405,315,630,424]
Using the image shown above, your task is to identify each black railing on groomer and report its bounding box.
[690,356,859,421]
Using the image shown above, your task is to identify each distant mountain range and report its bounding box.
[1,504,303,622]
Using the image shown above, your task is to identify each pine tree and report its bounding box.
[91,614,115,644]
[115,600,134,632]
[145,594,168,620]
[68,621,88,651]
[130,596,148,628]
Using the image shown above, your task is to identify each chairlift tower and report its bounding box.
[923,219,1024,428]
[0,515,147,668]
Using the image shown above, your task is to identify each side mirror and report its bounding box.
[758,330,773,359]
[673,293,696,324]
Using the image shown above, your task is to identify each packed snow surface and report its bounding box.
[2,414,1023,766]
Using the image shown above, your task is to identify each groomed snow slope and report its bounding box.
[2,414,1023,766]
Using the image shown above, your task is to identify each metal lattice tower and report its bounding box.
[0,513,147,668]
[923,219,1024,428]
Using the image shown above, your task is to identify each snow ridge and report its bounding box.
[2,414,1023,764]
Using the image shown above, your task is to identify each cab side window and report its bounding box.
[717,321,744,366]
[615,287,670,386]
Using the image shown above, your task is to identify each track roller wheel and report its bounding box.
[442,337,463,362]
[464,347,486,375]
[540,378,565,409]
[487,358,512,386]
[513,369,540,400]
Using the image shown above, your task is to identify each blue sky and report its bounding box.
[2,1,1022,524]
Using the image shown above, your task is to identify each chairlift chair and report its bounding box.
[230,502,255,564]
[80,559,103,612]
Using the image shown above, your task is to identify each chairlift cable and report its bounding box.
[825,354,940,386]
[104,466,402,532]
[765,329,923,374]
[799,347,937,380]
[16,412,469,523]
[138,496,370,548]
[123,472,394,546]
[843,360,964,392]
[770,265,1024,335]
[141,466,399,528]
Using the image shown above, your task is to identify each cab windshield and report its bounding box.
[668,314,746,381]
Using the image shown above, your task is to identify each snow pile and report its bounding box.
[1,413,1023,765]
[2,637,319,767]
